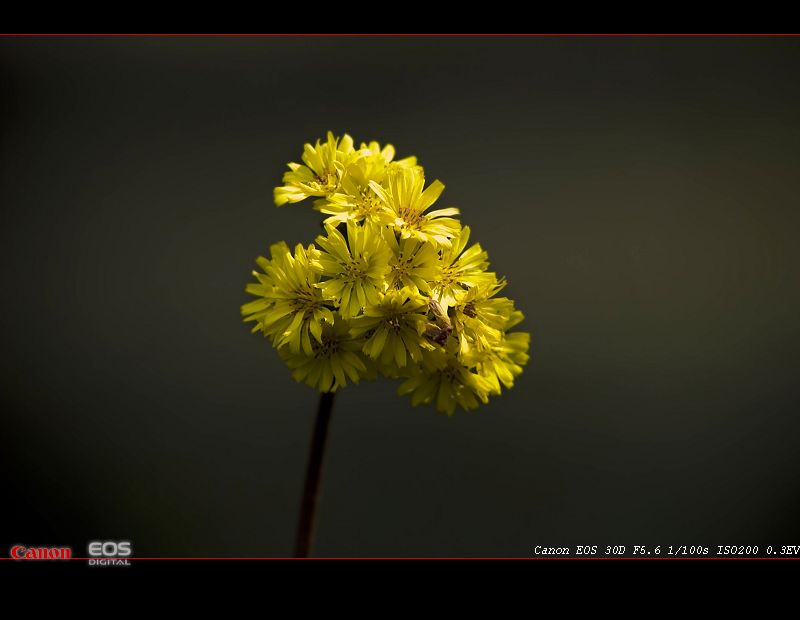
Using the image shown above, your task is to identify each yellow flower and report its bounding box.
[241,241,286,329]
[316,158,389,226]
[317,142,418,225]
[313,221,391,319]
[432,226,497,307]
[473,332,531,396]
[398,340,491,415]
[241,241,334,355]
[382,228,439,294]
[358,140,418,169]
[249,133,531,411]
[274,131,356,206]
[451,280,519,353]
[279,316,368,392]
[370,167,461,248]
[349,288,431,368]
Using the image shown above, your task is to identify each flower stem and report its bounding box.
[294,391,335,557]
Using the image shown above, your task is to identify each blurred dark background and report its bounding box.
[1,37,799,558]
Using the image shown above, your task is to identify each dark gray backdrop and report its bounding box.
[2,37,799,557]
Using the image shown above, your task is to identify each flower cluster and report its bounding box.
[242,132,530,415]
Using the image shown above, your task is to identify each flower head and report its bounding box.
[470,331,531,396]
[370,167,461,248]
[316,142,418,225]
[242,241,334,355]
[398,340,491,416]
[358,140,418,169]
[432,226,497,307]
[274,132,357,206]
[383,229,439,295]
[349,287,431,369]
[316,158,390,226]
[451,279,517,352]
[313,221,391,319]
[279,315,368,392]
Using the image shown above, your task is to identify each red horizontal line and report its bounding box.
[0,33,798,37]
[1,557,796,561]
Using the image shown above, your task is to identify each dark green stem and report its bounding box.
[294,391,336,558]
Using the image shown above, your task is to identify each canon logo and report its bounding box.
[10,545,72,560]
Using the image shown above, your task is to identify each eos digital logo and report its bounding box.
[87,541,132,566]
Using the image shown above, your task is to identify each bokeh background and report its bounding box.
[2,36,799,557]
